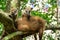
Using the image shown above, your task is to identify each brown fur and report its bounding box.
[16,14,46,40]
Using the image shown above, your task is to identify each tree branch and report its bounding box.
[0,10,20,40]
[46,27,60,30]
[2,31,25,40]
[0,10,17,34]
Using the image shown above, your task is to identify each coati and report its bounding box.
[9,7,46,40]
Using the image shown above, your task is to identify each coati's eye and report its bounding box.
[26,11,27,13]
[9,15,12,18]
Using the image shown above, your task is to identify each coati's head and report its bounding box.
[9,7,18,21]
[22,6,33,20]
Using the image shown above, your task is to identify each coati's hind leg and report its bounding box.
[19,37,23,40]
[34,34,37,40]
[39,28,44,40]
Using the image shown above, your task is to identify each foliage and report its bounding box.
[42,30,55,40]
[0,0,6,10]
[0,22,4,39]
[17,0,28,17]
[30,0,36,3]
[21,0,28,3]
[31,11,52,24]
